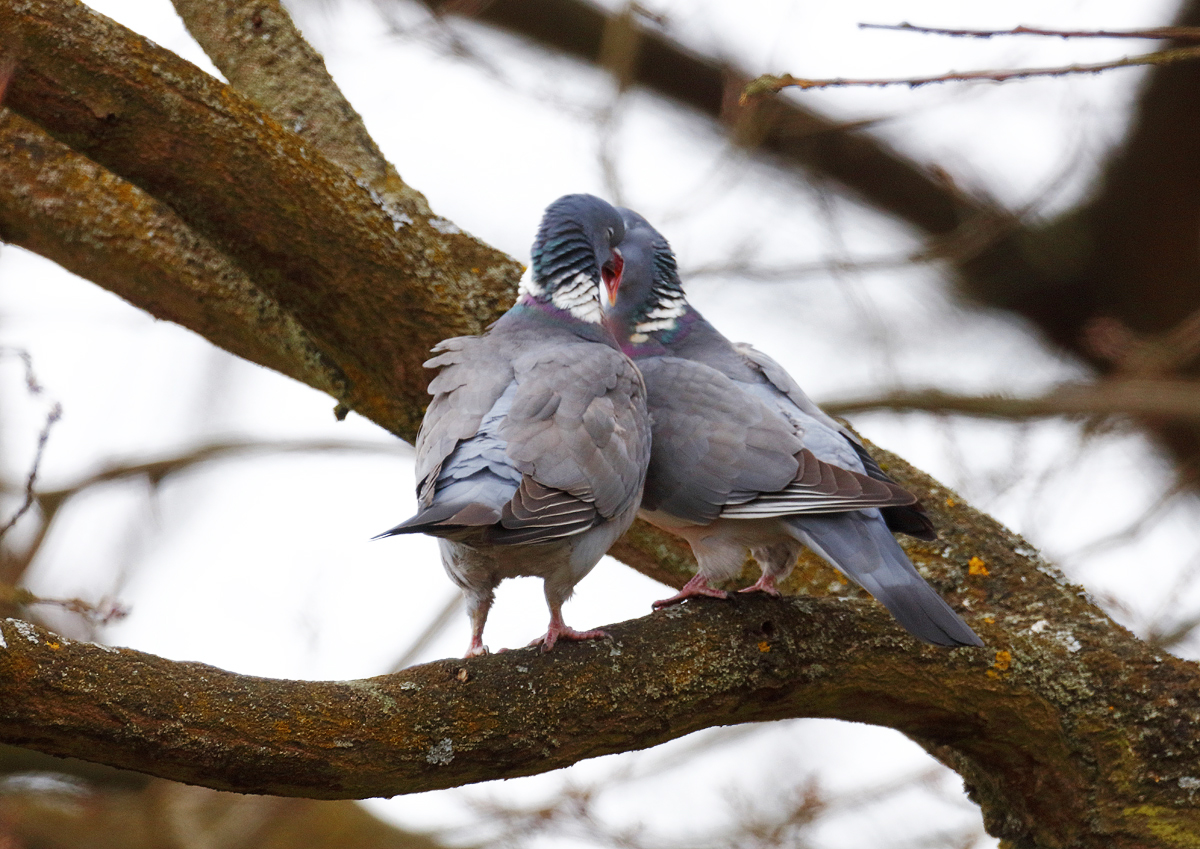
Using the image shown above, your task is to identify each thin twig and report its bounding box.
[682,253,924,282]
[0,437,411,506]
[822,379,1200,423]
[0,347,44,394]
[0,403,62,541]
[741,45,1200,99]
[0,584,128,624]
[859,23,1200,42]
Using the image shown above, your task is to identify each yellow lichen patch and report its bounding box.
[757,641,770,653]
[1123,806,1200,848]
[986,649,1013,679]
[945,497,956,507]
[968,556,989,576]
[984,617,995,625]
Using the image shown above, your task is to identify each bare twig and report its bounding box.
[823,379,1200,423]
[0,437,409,587]
[0,584,127,625]
[682,253,924,282]
[859,23,1200,42]
[0,347,43,394]
[1085,308,1200,378]
[0,402,61,541]
[5,438,410,509]
[742,45,1200,98]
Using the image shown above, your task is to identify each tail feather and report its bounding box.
[784,511,983,647]
[373,501,501,539]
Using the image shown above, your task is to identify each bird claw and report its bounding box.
[738,575,782,597]
[653,578,729,609]
[530,625,608,653]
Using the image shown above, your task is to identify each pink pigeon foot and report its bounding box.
[530,608,608,653]
[738,573,782,597]
[530,624,608,653]
[653,574,729,609]
[464,632,490,658]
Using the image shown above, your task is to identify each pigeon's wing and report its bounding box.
[733,343,851,437]
[636,357,906,525]
[377,334,525,537]
[637,356,801,524]
[497,342,651,543]
[381,334,650,545]
[413,335,518,506]
[734,342,936,539]
[718,447,917,518]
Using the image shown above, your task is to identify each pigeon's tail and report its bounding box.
[373,501,502,540]
[782,511,984,648]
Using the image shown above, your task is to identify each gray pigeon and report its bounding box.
[378,194,652,657]
[599,208,982,648]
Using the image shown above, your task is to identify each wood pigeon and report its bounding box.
[600,208,982,648]
[378,195,652,657]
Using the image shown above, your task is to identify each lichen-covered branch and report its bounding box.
[170,0,426,214]
[1,0,521,440]
[2,451,1199,847]
[0,109,346,399]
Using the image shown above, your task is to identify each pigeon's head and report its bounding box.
[523,194,626,324]
[602,208,689,348]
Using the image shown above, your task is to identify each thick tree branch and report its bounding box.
[171,0,427,214]
[1,0,521,440]
[3,450,1199,847]
[0,110,346,399]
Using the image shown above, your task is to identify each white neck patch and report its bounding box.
[517,266,543,299]
[634,290,686,334]
[551,270,603,323]
[521,266,603,323]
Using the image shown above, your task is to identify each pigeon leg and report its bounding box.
[529,604,607,653]
[738,573,782,596]
[653,573,729,609]
[464,593,492,658]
